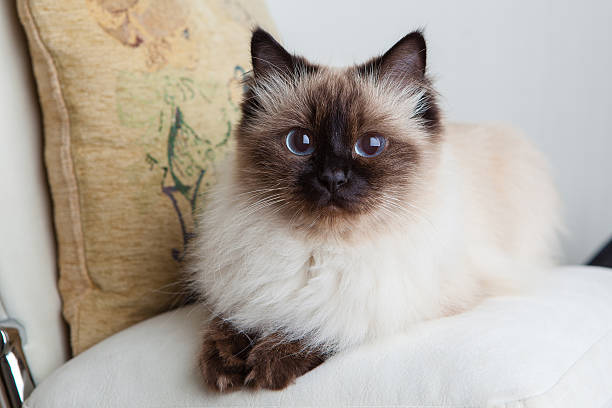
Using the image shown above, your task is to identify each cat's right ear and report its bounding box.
[251,28,294,78]
[357,31,427,84]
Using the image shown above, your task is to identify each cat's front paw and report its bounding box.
[244,337,325,390]
[200,356,245,393]
[244,347,297,390]
[199,318,253,393]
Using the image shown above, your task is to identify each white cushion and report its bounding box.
[25,266,612,408]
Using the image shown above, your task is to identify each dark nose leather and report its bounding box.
[318,168,348,193]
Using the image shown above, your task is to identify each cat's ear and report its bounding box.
[360,31,427,82]
[358,31,440,132]
[251,28,294,78]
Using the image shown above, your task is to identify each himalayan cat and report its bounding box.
[187,28,561,392]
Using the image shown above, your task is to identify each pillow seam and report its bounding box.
[18,0,94,354]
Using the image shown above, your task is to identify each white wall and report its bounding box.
[266,0,612,264]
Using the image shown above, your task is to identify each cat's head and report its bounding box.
[233,28,442,239]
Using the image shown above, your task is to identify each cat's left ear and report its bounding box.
[360,31,427,83]
[251,28,294,78]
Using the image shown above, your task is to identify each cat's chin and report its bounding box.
[320,203,344,214]
[308,201,364,232]
[312,190,357,211]
[314,198,356,217]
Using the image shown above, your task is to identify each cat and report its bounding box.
[186,28,561,392]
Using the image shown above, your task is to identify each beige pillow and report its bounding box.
[18,0,275,354]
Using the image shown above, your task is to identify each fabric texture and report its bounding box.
[25,266,612,407]
[17,0,275,354]
[1,1,70,381]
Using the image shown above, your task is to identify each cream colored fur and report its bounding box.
[189,119,561,354]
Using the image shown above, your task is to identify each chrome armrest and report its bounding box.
[1,326,34,408]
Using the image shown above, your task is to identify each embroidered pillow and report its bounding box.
[18,0,276,354]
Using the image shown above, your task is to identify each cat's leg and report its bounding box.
[199,317,254,392]
[244,334,327,390]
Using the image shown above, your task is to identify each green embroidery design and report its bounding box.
[116,66,245,260]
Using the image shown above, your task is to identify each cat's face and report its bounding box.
[233,29,442,238]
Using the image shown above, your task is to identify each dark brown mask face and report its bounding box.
[296,125,372,212]
[233,28,442,236]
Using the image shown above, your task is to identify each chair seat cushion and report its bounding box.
[25,266,612,408]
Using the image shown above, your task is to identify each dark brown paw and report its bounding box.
[244,337,326,390]
[199,318,254,393]
[244,352,297,390]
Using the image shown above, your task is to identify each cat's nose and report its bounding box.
[318,168,348,193]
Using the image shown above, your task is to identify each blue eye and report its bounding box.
[355,134,386,157]
[286,129,315,156]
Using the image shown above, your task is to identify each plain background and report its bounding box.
[265,0,612,264]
